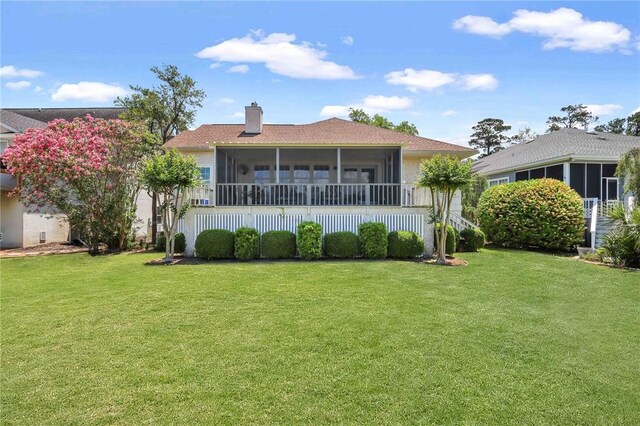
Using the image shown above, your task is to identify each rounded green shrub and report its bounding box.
[297,221,323,260]
[155,232,186,253]
[195,229,235,259]
[388,231,424,258]
[460,228,485,252]
[324,231,359,258]
[261,230,296,259]
[234,227,260,260]
[477,178,584,250]
[435,224,457,255]
[358,222,388,259]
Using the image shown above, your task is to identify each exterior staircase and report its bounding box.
[594,217,616,249]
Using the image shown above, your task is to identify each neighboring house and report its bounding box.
[165,103,476,256]
[0,108,154,248]
[472,128,640,248]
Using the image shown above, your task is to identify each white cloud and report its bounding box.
[385,68,498,92]
[341,35,354,46]
[442,110,457,117]
[209,63,222,69]
[453,8,632,53]
[5,80,31,90]
[226,112,245,119]
[196,31,358,80]
[33,86,43,93]
[459,74,499,91]
[585,103,623,116]
[452,15,511,37]
[320,95,414,117]
[228,64,249,74]
[51,81,129,102]
[0,65,44,79]
[631,107,640,115]
[218,97,235,104]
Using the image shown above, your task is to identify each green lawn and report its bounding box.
[1,249,639,424]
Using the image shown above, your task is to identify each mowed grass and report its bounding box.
[1,249,639,424]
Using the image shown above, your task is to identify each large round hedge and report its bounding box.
[261,230,296,259]
[195,229,235,259]
[477,178,584,250]
[155,232,186,253]
[296,221,323,260]
[324,231,359,258]
[388,231,424,258]
[234,227,260,260]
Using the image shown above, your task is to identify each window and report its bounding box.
[198,167,211,183]
[293,165,310,184]
[278,165,290,183]
[529,168,545,179]
[545,164,564,181]
[253,165,271,184]
[0,140,8,154]
[488,177,509,187]
[570,163,586,197]
[313,165,330,184]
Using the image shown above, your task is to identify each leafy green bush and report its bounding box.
[358,222,388,259]
[324,231,359,258]
[297,221,323,260]
[477,178,584,250]
[388,231,424,258]
[435,224,457,255]
[601,205,640,268]
[234,227,260,260]
[460,228,485,252]
[261,231,296,259]
[155,232,186,253]
[195,229,235,259]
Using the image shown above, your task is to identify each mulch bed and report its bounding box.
[0,242,88,258]
[418,256,468,267]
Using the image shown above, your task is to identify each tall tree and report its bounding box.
[510,127,538,144]
[417,155,473,265]
[348,108,419,136]
[616,147,640,198]
[140,150,201,263]
[594,118,626,134]
[546,104,598,132]
[115,64,206,243]
[625,112,640,136]
[1,117,158,254]
[469,118,512,157]
[461,173,488,225]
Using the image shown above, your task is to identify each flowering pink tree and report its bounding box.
[1,116,158,254]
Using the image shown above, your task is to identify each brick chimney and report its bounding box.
[244,102,263,134]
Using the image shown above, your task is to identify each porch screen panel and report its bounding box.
[570,163,585,197]
[545,164,563,181]
[586,164,601,198]
[602,164,617,177]
[515,171,529,181]
[529,168,545,179]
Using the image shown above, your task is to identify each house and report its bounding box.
[0,108,154,248]
[164,103,476,256]
[472,128,640,248]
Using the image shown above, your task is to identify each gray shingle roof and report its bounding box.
[472,128,640,174]
[0,110,47,133]
[4,107,125,124]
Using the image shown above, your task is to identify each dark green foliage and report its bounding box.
[296,221,323,260]
[460,228,486,252]
[195,229,235,259]
[155,232,186,253]
[261,231,296,259]
[388,231,424,258]
[601,205,640,268]
[234,227,260,260]
[435,224,457,255]
[477,178,584,250]
[324,231,359,259]
[358,222,388,259]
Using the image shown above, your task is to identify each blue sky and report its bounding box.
[2,1,639,146]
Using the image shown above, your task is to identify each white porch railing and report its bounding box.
[188,183,432,207]
[583,198,598,217]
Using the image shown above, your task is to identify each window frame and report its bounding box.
[488,177,510,187]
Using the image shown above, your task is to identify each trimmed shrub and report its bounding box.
[195,229,235,259]
[155,232,186,253]
[388,231,424,258]
[477,178,584,250]
[297,221,323,260]
[460,228,486,252]
[358,222,388,259]
[234,227,260,260]
[324,231,359,258]
[261,230,296,259]
[435,224,457,255]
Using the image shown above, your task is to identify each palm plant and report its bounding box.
[601,203,640,268]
